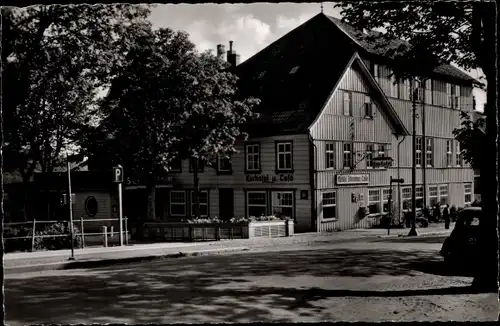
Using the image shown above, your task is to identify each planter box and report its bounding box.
[133,220,292,242]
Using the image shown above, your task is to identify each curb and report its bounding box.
[4,246,251,274]
[378,231,451,238]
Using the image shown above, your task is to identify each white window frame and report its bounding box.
[401,187,412,211]
[365,143,374,169]
[343,142,353,169]
[343,91,352,116]
[368,189,381,214]
[425,138,433,167]
[170,190,187,217]
[464,183,472,205]
[389,70,398,98]
[439,185,449,206]
[429,185,439,207]
[377,144,386,158]
[382,188,391,214]
[217,152,232,172]
[245,143,260,171]
[322,191,337,220]
[446,83,453,108]
[191,190,209,217]
[271,191,294,219]
[446,140,453,167]
[416,137,423,167]
[325,142,335,169]
[454,85,460,110]
[247,191,267,218]
[416,186,424,209]
[456,141,462,167]
[276,142,293,171]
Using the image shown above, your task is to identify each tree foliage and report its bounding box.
[2,4,151,181]
[83,27,260,220]
[453,112,485,169]
[336,1,497,291]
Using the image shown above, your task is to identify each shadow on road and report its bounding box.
[5,248,483,324]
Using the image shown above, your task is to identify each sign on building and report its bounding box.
[372,157,394,168]
[336,173,370,185]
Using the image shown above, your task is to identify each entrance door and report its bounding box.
[219,188,234,220]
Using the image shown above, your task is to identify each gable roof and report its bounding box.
[325,15,477,84]
[236,13,411,137]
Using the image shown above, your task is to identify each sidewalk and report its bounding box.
[4,225,452,274]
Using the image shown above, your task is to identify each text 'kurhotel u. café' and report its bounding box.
[59,14,477,233]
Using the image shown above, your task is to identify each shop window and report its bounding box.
[429,185,439,207]
[368,189,381,214]
[322,191,337,220]
[271,191,293,219]
[247,191,267,217]
[439,185,449,206]
[170,191,186,216]
[191,190,208,217]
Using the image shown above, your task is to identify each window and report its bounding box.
[189,158,204,172]
[429,185,439,207]
[170,191,186,216]
[217,153,232,173]
[245,143,260,171]
[272,191,294,219]
[276,141,293,171]
[366,144,374,169]
[416,186,424,209]
[400,78,411,100]
[364,96,374,117]
[446,140,453,167]
[416,137,423,166]
[424,79,432,105]
[322,192,337,220]
[439,185,449,206]
[191,191,208,217]
[372,63,379,80]
[454,85,460,109]
[377,144,386,158]
[325,143,335,169]
[343,142,353,169]
[169,158,182,172]
[446,83,453,107]
[343,91,352,116]
[389,70,398,98]
[402,187,412,210]
[464,183,472,205]
[247,191,267,217]
[368,189,381,214]
[425,138,433,167]
[382,188,391,213]
[456,141,463,166]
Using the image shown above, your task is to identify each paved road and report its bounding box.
[5,236,498,324]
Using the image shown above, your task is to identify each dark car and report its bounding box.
[440,207,481,268]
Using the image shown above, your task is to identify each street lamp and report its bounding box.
[67,153,75,260]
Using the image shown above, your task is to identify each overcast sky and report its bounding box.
[148,3,486,111]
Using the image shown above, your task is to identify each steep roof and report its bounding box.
[236,13,412,137]
[325,15,477,83]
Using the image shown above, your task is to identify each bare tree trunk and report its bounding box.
[192,157,200,219]
[146,169,156,220]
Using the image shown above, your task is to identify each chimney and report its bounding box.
[216,44,225,60]
[226,41,240,67]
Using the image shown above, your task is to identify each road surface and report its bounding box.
[5,236,498,324]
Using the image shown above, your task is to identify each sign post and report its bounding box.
[113,165,124,246]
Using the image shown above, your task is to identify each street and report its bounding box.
[5,236,498,324]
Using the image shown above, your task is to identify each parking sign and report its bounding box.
[113,165,124,183]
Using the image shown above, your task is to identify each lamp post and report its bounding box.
[67,155,75,260]
[408,84,419,237]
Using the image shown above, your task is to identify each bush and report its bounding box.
[3,226,33,253]
[33,222,82,251]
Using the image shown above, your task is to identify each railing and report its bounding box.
[3,216,130,252]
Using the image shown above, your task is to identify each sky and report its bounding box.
[150,2,486,111]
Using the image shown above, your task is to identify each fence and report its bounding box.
[3,216,130,253]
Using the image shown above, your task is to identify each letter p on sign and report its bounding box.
[113,165,124,183]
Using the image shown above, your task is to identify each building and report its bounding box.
[99,14,476,233]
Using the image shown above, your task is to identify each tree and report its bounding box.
[2,5,151,219]
[453,111,486,169]
[171,51,260,219]
[336,2,497,291]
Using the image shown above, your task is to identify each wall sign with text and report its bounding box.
[336,173,370,185]
[245,174,294,183]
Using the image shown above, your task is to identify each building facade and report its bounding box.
[122,14,476,233]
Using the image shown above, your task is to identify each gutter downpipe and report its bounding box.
[308,133,319,232]
[397,134,406,224]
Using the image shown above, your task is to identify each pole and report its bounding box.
[421,79,427,209]
[118,182,123,246]
[408,83,419,236]
[67,158,75,259]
